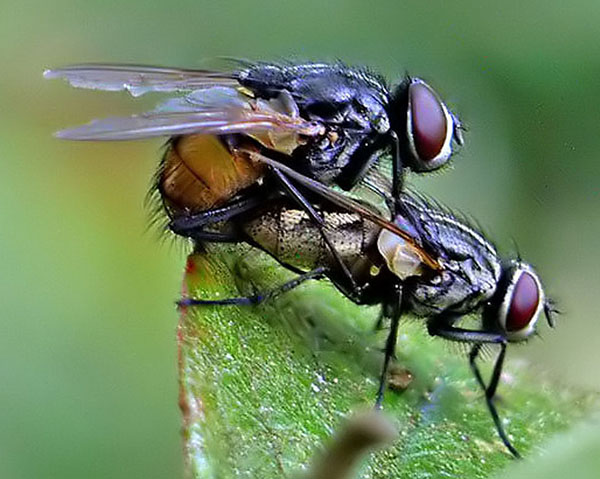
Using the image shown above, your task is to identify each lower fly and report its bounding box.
[178,189,557,459]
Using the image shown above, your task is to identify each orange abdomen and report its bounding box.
[160,134,265,215]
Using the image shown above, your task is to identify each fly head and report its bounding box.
[484,261,550,342]
[390,77,463,172]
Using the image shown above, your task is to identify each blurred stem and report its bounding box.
[306,411,398,479]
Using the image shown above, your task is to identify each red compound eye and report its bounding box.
[506,271,540,332]
[409,81,448,163]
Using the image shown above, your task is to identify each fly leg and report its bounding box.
[222,138,362,291]
[178,267,327,307]
[358,132,405,214]
[375,285,403,408]
[469,343,520,458]
[389,131,404,202]
[169,195,265,240]
[268,166,359,292]
[336,132,402,213]
[184,230,240,243]
[427,318,520,458]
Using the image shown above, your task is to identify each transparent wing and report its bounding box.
[43,63,239,97]
[54,84,322,141]
[242,151,442,271]
[55,109,322,141]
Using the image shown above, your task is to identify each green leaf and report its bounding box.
[494,420,600,479]
[178,245,594,479]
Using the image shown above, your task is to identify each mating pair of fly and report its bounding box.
[46,59,557,458]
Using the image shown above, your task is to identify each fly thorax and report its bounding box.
[407,270,458,316]
[460,257,499,302]
[358,93,390,133]
[409,264,489,316]
[372,113,390,134]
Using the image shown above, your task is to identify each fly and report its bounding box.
[45,61,464,287]
[179,163,556,459]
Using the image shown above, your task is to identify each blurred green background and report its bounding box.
[1,1,599,478]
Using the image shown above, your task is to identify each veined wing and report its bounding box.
[43,63,239,97]
[53,85,322,141]
[54,109,323,141]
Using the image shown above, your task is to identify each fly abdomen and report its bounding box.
[159,135,265,215]
[242,207,378,274]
